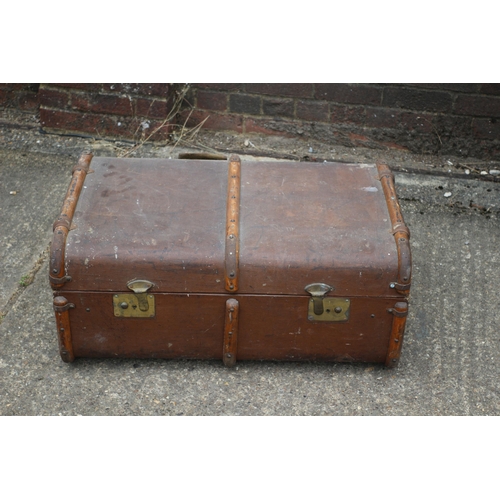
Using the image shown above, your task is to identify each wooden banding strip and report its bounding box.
[223,298,239,367]
[385,302,408,367]
[224,154,241,292]
[53,296,76,362]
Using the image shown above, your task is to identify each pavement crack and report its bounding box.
[0,244,50,324]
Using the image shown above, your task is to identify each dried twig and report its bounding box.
[167,111,208,157]
[118,85,193,158]
[174,138,226,156]
[418,116,443,146]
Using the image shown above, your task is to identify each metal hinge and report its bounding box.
[53,299,75,313]
[387,305,409,318]
[390,282,411,292]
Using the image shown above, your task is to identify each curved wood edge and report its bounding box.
[385,301,408,367]
[49,151,93,289]
[377,164,412,296]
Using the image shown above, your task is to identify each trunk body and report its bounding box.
[50,154,411,367]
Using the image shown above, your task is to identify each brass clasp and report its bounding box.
[127,279,154,311]
[305,283,333,315]
[305,283,350,322]
[113,279,155,318]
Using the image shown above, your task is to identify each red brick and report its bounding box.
[140,118,173,141]
[134,83,166,97]
[296,100,329,122]
[262,97,294,118]
[50,83,102,92]
[404,83,481,93]
[192,83,243,92]
[382,87,453,113]
[399,111,436,133]
[71,93,134,116]
[244,84,313,98]
[91,115,172,141]
[102,83,128,93]
[97,116,137,138]
[455,94,500,117]
[472,118,500,140]
[16,91,39,110]
[0,89,14,106]
[432,114,473,138]
[330,104,366,125]
[1,83,30,91]
[40,108,102,134]
[102,83,170,96]
[364,108,400,128]
[38,87,70,109]
[203,112,243,133]
[178,109,202,128]
[197,90,227,111]
[40,107,172,141]
[479,84,500,96]
[135,84,170,96]
[229,94,260,114]
[316,84,382,105]
[134,97,172,119]
[179,110,243,133]
[100,116,172,141]
[97,116,147,140]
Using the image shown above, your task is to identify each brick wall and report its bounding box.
[1,83,499,159]
[187,83,500,159]
[37,83,177,142]
[0,83,40,112]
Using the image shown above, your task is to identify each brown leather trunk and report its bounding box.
[50,152,411,367]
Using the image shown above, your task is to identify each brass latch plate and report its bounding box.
[113,293,155,318]
[307,298,350,322]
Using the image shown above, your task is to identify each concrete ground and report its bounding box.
[0,121,499,416]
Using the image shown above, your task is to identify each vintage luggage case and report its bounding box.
[50,152,411,367]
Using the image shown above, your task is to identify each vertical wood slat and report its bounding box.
[53,296,75,362]
[223,298,239,367]
[385,302,408,366]
[224,155,241,292]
